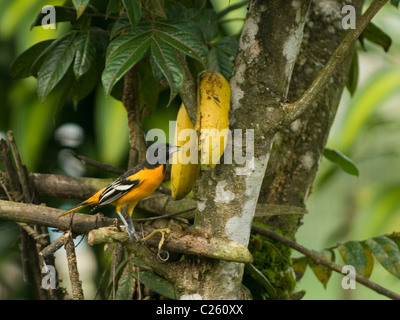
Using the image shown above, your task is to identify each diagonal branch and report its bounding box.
[283,0,389,124]
[252,224,400,300]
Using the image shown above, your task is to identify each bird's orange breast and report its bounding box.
[116,164,165,206]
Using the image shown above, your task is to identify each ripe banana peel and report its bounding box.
[196,71,231,170]
[171,104,200,200]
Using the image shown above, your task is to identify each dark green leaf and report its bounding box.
[391,0,400,8]
[30,6,77,29]
[209,36,238,80]
[133,271,176,300]
[292,257,309,281]
[323,148,359,177]
[110,14,131,39]
[245,264,276,298]
[122,0,141,28]
[346,51,358,96]
[365,236,400,279]
[310,249,335,288]
[116,272,134,300]
[150,39,184,106]
[9,40,54,79]
[102,27,151,95]
[37,32,77,102]
[362,22,392,52]
[74,31,96,79]
[106,0,123,18]
[154,20,208,67]
[71,59,99,102]
[338,241,372,278]
[73,0,90,19]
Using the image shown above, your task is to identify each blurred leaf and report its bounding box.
[72,0,89,19]
[95,87,129,166]
[362,22,392,52]
[30,6,76,29]
[37,32,76,102]
[365,236,400,279]
[9,40,54,79]
[116,271,134,300]
[310,249,334,288]
[346,51,358,96]
[338,241,373,279]
[323,148,359,177]
[73,31,96,79]
[245,263,276,299]
[71,59,99,103]
[106,0,123,18]
[292,257,309,281]
[122,0,141,28]
[391,0,400,7]
[132,271,176,300]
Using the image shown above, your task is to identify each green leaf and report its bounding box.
[102,27,151,95]
[338,241,373,279]
[154,20,208,67]
[30,6,77,29]
[150,39,184,106]
[310,249,335,288]
[9,40,54,79]
[106,0,123,19]
[346,51,358,96]
[361,242,375,279]
[110,14,131,39]
[116,272,134,300]
[245,264,276,299]
[292,257,309,281]
[74,31,96,79]
[391,0,400,8]
[209,36,238,80]
[73,0,89,19]
[365,236,400,279]
[122,0,141,27]
[37,32,77,102]
[362,22,392,52]
[71,59,99,103]
[215,0,249,19]
[133,271,176,300]
[323,148,359,177]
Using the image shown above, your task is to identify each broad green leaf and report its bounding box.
[122,0,141,28]
[362,22,392,52]
[110,14,131,39]
[338,241,372,278]
[209,36,238,79]
[102,27,151,95]
[154,20,208,67]
[116,272,134,300]
[37,32,76,102]
[74,31,96,79]
[346,51,358,96]
[71,59,99,103]
[30,6,77,29]
[361,243,374,279]
[9,40,54,79]
[133,271,176,300]
[323,148,359,177]
[310,249,334,288]
[73,0,89,19]
[365,236,400,279]
[150,39,184,106]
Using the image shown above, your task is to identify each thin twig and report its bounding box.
[65,231,84,300]
[40,232,70,258]
[284,0,389,124]
[74,153,124,175]
[252,224,400,300]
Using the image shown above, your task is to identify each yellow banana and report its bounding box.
[171,104,200,200]
[196,71,231,170]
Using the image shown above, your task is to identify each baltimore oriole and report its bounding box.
[60,143,181,240]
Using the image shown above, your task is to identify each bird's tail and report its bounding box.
[59,200,94,217]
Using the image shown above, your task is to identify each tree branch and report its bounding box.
[283,0,389,124]
[252,224,400,300]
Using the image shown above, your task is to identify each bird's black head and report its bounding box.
[146,143,181,166]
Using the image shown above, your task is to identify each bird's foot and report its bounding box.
[140,228,171,251]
